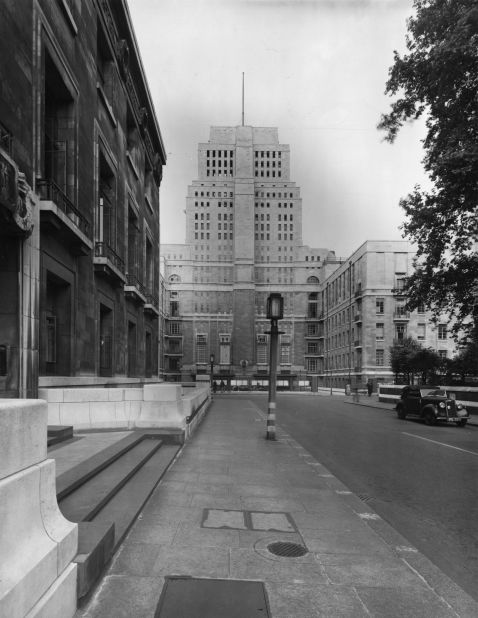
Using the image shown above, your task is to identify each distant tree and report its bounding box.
[410,347,441,384]
[450,338,478,381]
[378,0,478,341]
[390,337,441,384]
[390,337,421,384]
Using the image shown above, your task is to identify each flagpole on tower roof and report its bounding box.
[242,72,245,126]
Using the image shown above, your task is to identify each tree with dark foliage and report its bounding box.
[390,336,441,384]
[379,0,478,343]
[450,331,478,381]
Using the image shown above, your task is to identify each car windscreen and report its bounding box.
[422,389,447,397]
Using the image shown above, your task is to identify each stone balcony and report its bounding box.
[38,178,92,256]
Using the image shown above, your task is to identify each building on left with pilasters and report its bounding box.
[0,0,166,398]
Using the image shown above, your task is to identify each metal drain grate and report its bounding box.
[267,541,308,557]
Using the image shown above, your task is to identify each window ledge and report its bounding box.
[145,193,154,214]
[126,151,140,180]
[58,0,78,35]
[97,82,117,127]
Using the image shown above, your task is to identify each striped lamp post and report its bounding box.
[266,293,284,440]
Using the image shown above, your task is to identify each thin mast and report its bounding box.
[242,72,245,126]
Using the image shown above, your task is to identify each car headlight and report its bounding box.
[439,402,446,408]
[457,403,463,410]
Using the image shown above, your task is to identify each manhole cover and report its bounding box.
[267,541,308,557]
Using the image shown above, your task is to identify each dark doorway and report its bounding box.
[42,272,71,375]
[99,303,113,376]
[127,320,137,377]
[145,330,152,378]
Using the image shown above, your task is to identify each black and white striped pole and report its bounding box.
[266,293,284,440]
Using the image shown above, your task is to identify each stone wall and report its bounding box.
[39,383,210,431]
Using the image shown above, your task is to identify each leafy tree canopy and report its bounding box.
[378,0,478,341]
[390,336,441,384]
[450,333,478,378]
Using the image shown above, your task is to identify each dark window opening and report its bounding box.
[41,272,71,376]
[43,52,76,202]
[96,22,115,103]
[128,321,137,376]
[97,151,116,248]
[99,303,113,376]
[145,330,152,378]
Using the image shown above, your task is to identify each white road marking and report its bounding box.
[402,432,478,457]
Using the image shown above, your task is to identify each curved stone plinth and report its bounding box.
[0,399,78,617]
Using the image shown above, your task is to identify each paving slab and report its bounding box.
[266,582,369,618]
[356,584,459,618]
[318,553,422,587]
[229,546,326,584]
[203,508,248,530]
[138,504,204,523]
[78,397,478,618]
[110,542,231,579]
[78,574,162,618]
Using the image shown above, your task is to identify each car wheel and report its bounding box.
[456,420,467,427]
[396,406,406,420]
[424,410,436,426]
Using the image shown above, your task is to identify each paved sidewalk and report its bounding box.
[77,398,478,617]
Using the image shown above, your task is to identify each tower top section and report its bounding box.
[208,126,279,145]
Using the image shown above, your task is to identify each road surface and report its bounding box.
[244,393,478,602]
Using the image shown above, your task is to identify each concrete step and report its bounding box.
[92,443,180,548]
[58,438,163,523]
[56,433,181,602]
[56,433,149,501]
[47,424,73,447]
[75,521,115,600]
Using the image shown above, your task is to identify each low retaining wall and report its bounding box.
[316,387,350,397]
[378,384,478,411]
[39,383,211,434]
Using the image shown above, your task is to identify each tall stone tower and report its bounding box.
[162,124,334,387]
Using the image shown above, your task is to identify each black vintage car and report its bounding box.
[396,386,469,427]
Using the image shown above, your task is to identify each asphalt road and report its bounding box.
[246,394,478,602]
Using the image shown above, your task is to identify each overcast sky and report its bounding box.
[128,0,426,258]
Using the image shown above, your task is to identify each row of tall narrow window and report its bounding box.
[42,44,156,277]
[255,171,282,178]
[44,292,155,377]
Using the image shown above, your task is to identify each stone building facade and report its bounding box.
[320,240,457,390]
[162,124,337,389]
[0,0,166,397]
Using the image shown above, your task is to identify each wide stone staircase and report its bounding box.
[50,429,181,602]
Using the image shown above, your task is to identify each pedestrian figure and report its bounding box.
[212,381,217,394]
[367,379,373,397]
[220,380,225,393]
